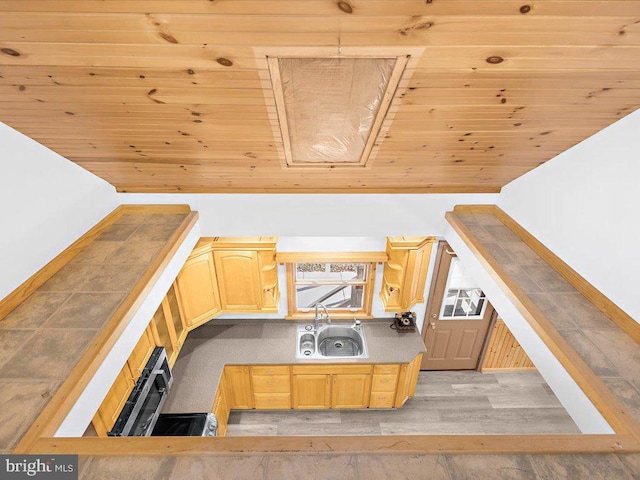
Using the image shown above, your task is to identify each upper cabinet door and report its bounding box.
[176,251,221,329]
[405,242,432,308]
[381,237,434,312]
[127,324,156,378]
[165,283,187,346]
[213,250,261,311]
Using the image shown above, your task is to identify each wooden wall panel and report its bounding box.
[0,1,639,192]
[481,319,535,371]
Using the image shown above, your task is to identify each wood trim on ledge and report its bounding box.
[116,186,502,194]
[120,204,192,214]
[446,210,640,442]
[27,433,639,456]
[13,206,198,454]
[452,204,640,345]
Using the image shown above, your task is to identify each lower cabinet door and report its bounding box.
[395,363,412,407]
[93,363,135,436]
[225,366,253,410]
[292,374,331,409]
[331,373,371,409]
[213,379,230,437]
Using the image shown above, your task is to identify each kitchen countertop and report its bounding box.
[162,318,426,413]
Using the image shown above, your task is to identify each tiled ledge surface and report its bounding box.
[453,212,640,426]
[0,212,187,452]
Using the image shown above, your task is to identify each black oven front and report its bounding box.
[108,346,172,437]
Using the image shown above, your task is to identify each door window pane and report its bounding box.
[440,257,487,320]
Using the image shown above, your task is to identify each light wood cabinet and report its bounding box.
[176,249,221,329]
[258,250,279,312]
[127,324,156,378]
[291,364,373,410]
[292,373,332,409]
[251,365,291,410]
[92,285,192,437]
[380,237,435,312]
[332,372,372,409]
[92,362,135,436]
[93,326,160,437]
[395,354,423,407]
[204,357,421,435]
[211,237,279,313]
[212,375,230,437]
[174,237,279,321]
[214,250,262,311]
[165,283,187,348]
[151,302,178,366]
[225,365,253,410]
[370,364,400,409]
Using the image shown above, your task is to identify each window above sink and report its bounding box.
[285,261,377,320]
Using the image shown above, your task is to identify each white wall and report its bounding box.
[0,122,118,300]
[498,109,640,322]
[117,193,498,237]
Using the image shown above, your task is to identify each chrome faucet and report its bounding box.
[313,303,331,332]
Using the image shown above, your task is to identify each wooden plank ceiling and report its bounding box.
[0,0,639,193]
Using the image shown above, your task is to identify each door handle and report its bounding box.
[431,313,437,319]
[430,322,436,329]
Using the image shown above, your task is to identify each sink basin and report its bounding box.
[296,324,368,359]
[317,326,365,357]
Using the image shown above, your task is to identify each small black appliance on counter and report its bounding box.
[391,312,417,332]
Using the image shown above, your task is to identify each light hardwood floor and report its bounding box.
[226,370,580,436]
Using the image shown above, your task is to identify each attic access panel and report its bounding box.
[269,56,407,168]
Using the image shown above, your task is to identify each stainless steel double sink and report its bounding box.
[295,324,369,359]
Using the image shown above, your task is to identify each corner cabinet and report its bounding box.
[175,237,279,322]
[209,357,422,437]
[213,250,262,311]
[175,246,221,330]
[380,236,435,312]
[210,237,279,313]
